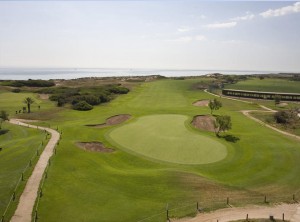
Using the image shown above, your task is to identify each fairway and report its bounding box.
[108,114,227,164]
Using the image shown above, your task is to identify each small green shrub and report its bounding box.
[108,86,129,94]
[72,101,93,111]
[11,88,21,93]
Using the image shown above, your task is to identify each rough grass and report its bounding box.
[0,122,46,219]
[251,112,300,136]
[108,114,227,164]
[225,78,300,93]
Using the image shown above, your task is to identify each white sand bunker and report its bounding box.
[193,100,210,107]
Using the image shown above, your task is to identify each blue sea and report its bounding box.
[0,68,275,80]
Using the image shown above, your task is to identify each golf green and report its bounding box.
[108,114,227,164]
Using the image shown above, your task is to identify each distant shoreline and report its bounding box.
[0,67,289,80]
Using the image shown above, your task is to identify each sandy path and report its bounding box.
[174,204,299,222]
[241,108,300,141]
[9,119,60,222]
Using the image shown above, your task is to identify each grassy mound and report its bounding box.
[109,114,227,164]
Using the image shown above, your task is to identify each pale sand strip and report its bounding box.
[175,203,299,222]
[9,119,60,222]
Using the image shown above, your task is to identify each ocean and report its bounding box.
[0,68,274,80]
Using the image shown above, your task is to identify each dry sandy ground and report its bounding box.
[174,203,299,222]
[9,119,60,222]
[193,100,210,107]
[38,94,49,100]
[76,141,114,153]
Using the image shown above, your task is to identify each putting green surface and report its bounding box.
[108,114,227,164]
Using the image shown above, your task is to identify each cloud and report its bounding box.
[204,21,237,29]
[167,36,193,43]
[195,35,206,41]
[260,2,300,18]
[231,13,255,21]
[177,27,191,32]
[166,35,206,43]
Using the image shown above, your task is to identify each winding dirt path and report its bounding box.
[204,89,300,141]
[9,119,60,222]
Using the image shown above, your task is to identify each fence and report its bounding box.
[137,193,300,222]
[0,128,51,222]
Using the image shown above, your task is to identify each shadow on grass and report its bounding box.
[0,129,9,135]
[217,134,240,143]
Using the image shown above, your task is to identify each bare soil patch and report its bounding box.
[278,102,288,107]
[86,114,131,128]
[192,115,215,132]
[76,142,114,153]
[193,100,210,107]
[38,94,50,100]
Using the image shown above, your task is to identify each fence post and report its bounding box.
[196,201,199,211]
[21,173,24,181]
[35,210,38,221]
[283,213,285,221]
[264,195,267,203]
[246,213,248,221]
[40,189,43,198]
[13,192,16,201]
[166,203,169,222]
[227,197,229,205]
[293,194,295,201]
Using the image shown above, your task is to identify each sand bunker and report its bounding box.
[86,114,131,128]
[193,100,210,107]
[278,102,288,107]
[76,142,114,153]
[192,115,215,132]
[39,94,50,100]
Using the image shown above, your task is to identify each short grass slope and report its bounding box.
[225,78,300,93]
[0,122,45,219]
[108,114,227,164]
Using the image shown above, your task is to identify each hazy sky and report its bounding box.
[0,1,300,72]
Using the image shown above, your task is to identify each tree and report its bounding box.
[274,109,298,125]
[274,95,281,106]
[0,110,9,129]
[23,97,35,113]
[208,98,222,115]
[214,115,232,136]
